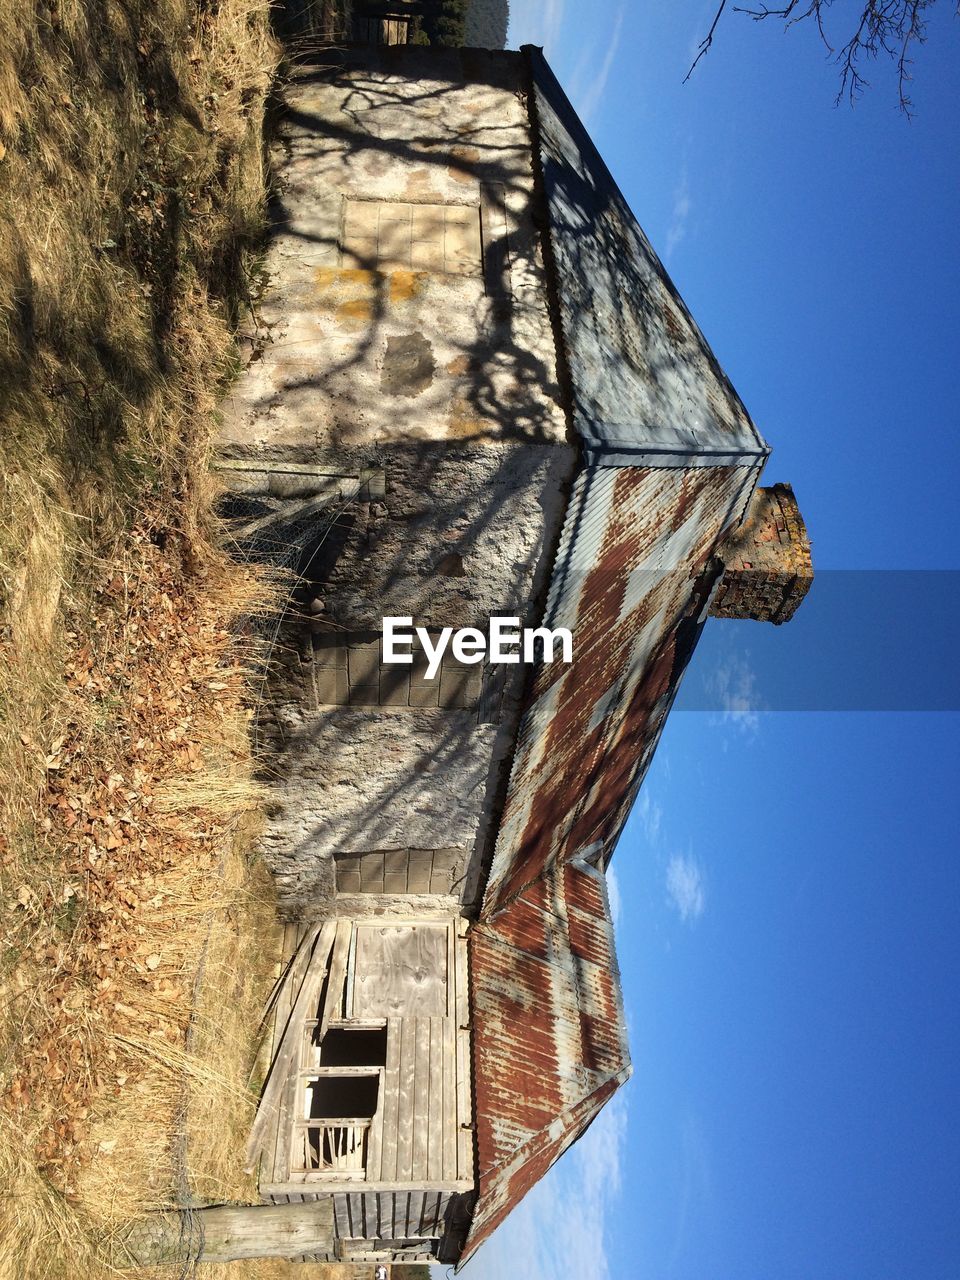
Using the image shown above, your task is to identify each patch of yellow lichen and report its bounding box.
[448,395,495,440]
[311,267,426,319]
[335,298,376,329]
[315,266,381,289]
[388,270,428,304]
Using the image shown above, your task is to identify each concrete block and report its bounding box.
[411,240,445,272]
[350,683,380,706]
[338,855,361,878]
[380,667,411,705]
[410,649,433,683]
[438,666,479,709]
[359,853,385,892]
[342,233,378,267]
[430,865,454,893]
[378,201,412,226]
[344,200,380,237]
[313,635,347,667]
[337,869,362,894]
[444,220,481,275]
[434,847,459,873]
[407,856,433,894]
[412,206,446,240]
[444,204,476,228]
[349,646,381,684]
[377,223,412,268]
[315,665,349,706]
[409,682,441,708]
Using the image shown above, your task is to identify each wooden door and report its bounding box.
[352,925,447,1018]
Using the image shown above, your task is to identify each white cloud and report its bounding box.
[665,168,692,261]
[458,1092,630,1280]
[606,862,623,926]
[572,6,626,124]
[665,853,706,922]
[637,789,663,845]
[706,651,764,739]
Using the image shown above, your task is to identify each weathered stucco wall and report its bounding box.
[220,47,567,456]
[217,48,574,918]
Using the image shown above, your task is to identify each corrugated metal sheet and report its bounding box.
[482,463,759,915]
[462,855,630,1265]
[527,46,770,468]
[462,463,759,1263]
[459,49,774,1266]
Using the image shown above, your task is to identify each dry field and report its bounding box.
[0,0,353,1275]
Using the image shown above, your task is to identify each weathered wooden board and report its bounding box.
[353,924,447,1018]
[365,1065,385,1185]
[271,922,338,1181]
[391,1189,405,1241]
[442,1007,458,1181]
[428,1015,444,1182]
[455,919,473,1181]
[118,1201,335,1265]
[379,1018,401,1181]
[412,1015,431,1180]
[396,1016,416,1181]
[245,922,331,1175]
[319,918,353,1039]
[260,1179,470,1196]
[333,1193,349,1239]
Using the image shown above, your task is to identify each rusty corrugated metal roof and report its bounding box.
[461,49,773,1267]
[482,463,758,916]
[462,464,759,1264]
[462,855,630,1266]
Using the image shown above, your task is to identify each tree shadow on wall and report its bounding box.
[218,44,726,921]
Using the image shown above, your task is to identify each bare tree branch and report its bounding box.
[686,0,954,115]
[684,0,730,83]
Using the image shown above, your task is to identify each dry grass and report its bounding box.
[0,0,344,1276]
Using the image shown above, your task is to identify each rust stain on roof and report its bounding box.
[483,464,757,917]
[465,462,759,1261]
[463,856,630,1265]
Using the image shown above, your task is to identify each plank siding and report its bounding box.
[442,1009,457,1180]
[391,1190,405,1241]
[396,1017,416,1181]
[268,922,336,1182]
[254,915,471,1240]
[333,1194,349,1239]
[454,921,473,1181]
[380,1018,401,1181]
[320,919,352,1037]
[354,924,447,1018]
[365,1065,385,1184]
[428,1016,443,1181]
[412,1016,431,1180]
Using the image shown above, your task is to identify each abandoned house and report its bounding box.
[215,42,813,1269]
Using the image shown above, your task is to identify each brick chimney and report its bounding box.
[710,483,813,624]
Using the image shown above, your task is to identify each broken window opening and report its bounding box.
[300,1120,370,1174]
[305,1072,380,1121]
[311,1025,388,1068]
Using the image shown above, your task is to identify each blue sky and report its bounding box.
[447,4,960,1279]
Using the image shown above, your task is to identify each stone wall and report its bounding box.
[218,48,574,918]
